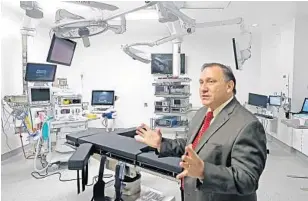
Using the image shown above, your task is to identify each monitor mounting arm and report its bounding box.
[122,16,243,63]
[122,32,188,64]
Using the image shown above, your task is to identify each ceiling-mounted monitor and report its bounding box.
[151,53,186,75]
[25,63,57,82]
[46,34,77,66]
[232,38,241,70]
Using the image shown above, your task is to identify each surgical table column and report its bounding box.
[114,162,126,201]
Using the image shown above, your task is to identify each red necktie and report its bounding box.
[181,111,214,190]
[192,111,214,150]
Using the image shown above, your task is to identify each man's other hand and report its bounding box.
[135,123,162,150]
[177,144,205,180]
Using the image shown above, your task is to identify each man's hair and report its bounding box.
[201,62,237,95]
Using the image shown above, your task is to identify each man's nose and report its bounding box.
[200,83,209,92]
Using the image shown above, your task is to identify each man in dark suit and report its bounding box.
[135,63,267,201]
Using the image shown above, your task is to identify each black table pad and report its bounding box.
[78,133,148,161]
[137,152,182,174]
[66,127,137,144]
[66,128,106,144]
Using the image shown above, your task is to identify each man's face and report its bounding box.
[199,66,234,109]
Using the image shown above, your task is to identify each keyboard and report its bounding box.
[138,190,165,201]
[254,113,274,119]
[94,108,108,111]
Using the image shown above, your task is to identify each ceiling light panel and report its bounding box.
[182,1,231,9]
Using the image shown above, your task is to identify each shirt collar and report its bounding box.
[208,96,234,117]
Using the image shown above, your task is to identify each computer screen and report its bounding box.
[25,63,57,82]
[151,53,186,74]
[269,96,281,106]
[31,88,50,102]
[46,34,77,66]
[248,93,268,108]
[301,98,308,113]
[232,38,241,70]
[91,90,115,106]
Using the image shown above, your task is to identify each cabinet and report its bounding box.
[302,129,308,156]
[292,129,303,152]
[151,77,191,138]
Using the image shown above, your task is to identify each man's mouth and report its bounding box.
[202,95,210,99]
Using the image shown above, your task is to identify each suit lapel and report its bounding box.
[195,98,238,153]
[188,107,207,145]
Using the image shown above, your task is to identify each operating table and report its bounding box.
[66,127,182,201]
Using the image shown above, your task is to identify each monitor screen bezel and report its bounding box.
[91,90,115,106]
[150,53,186,75]
[46,34,77,66]
[232,38,239,70]
[25,62,57,82]
[28,86,51,105]
[300,98,308,113]
[268,95,281,106]
[248,93,268,108]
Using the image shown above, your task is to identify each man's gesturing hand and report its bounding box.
[176,144,205,180]
[135,123,162,149]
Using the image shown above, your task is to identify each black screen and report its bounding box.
[180,54,186,74]
[151,53,186,74]
[47,34,77,66]
[232,38,240,70]
[31,88,50,102]
[25,63,57,82]
[91,90,114,106]
[174,100,181,105]
[248,93,268,108]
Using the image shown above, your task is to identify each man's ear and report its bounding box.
[227,81,234,93]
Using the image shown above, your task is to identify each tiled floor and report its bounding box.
[2,139,308,201]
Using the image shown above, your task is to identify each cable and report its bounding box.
[1,102,14,150]
[19,130,27,159]
[31,166,114,184]
[1,118,12,150]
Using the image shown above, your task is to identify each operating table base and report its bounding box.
[104,185,175,201]
[122,174,141,196]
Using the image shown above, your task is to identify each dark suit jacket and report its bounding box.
[157,97,267,201]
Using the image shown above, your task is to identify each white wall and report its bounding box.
[259,14,308,113]
[1,7,26,154]
[183,31,261,106]
[1,13,23,97]
[1,13,262,153]
[291,15,308,112]
[259,19,295,97]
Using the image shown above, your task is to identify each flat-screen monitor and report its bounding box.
[151,53,186,74]
[91,90,115,106]
[25,63,57,82]
[269,96,281,106]
[248,93,268,108]
[47,34,77,66]
[301,98,308,113]
[232,38,241,70]
[30,88,51,102]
